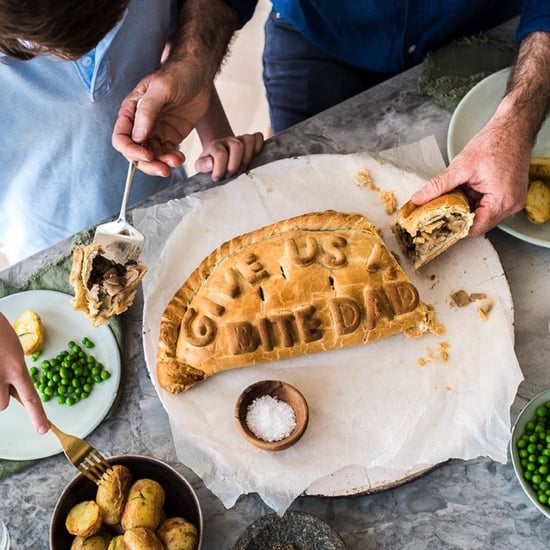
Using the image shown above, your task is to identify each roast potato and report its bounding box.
[525,178,550,224]
[12,309,44,355]
[70,533,111,550]
[123,526,165,550]
[96,464,132,526]
[66,500,102,537]
[156,516,199,550]
[121,478,165,531]
[529,156,550,180]
[106,535,125,550]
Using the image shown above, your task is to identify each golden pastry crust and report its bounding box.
[70,243,147,327]
[390,190,474,269]
[157,210,439,394]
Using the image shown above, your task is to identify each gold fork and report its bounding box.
[10,387,112,485]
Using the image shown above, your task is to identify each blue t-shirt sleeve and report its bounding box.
[516,0,550,42]
[223,0,259,28]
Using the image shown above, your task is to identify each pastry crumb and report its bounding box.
[477,299,493,321]
[451,290,492,321]
[381,190,398,214]
[354,168,398,215]
[417,341,449,365]
[450,289,471,307]
[354,169,378,190]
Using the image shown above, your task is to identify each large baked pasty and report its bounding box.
[70,243,147,327]
[390,190,474,270]
[157,210,441,394]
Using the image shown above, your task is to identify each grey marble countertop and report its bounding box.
[2,18,550,550]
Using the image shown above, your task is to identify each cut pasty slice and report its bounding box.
[157,210,443,394]
[70,243,147,327]
[390,190,474,270]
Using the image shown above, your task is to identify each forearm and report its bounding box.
[167,0,241,88]
[497,32,550,144]
[196,87,234,147]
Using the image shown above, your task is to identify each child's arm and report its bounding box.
[194,86,263,181]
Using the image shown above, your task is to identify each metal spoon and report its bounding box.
[93,160,144,264]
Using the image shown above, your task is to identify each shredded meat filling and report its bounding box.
[87,255,144,321]
[407,213,466,259]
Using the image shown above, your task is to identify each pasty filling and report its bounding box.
[398,213,468,260]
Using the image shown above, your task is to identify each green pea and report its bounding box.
[82,337,95,349]
[28,337,108,407]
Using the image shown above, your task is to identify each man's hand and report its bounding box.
[112,0,241,177]
[0,313,48,435]
[411,112,531,236]
[412,31,550,236]
[112,61,212,177]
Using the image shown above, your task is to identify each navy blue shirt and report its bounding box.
[225,0,550,73]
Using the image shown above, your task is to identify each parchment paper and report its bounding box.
[135,136,523,515]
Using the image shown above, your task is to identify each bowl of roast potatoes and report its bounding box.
[49,455,202,550]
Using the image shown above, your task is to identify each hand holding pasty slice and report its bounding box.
[70,243,147,327]
[390,190,474,270]
[157,210,443,394]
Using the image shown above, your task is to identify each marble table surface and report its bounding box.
[2,18,550,550]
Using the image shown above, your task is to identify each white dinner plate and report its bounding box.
[0,290,121,460]
[447,67,550,248]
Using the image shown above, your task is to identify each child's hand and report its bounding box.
[195,132,264,181]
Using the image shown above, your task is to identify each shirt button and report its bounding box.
[408,44,417,54]
[81,56,93,67]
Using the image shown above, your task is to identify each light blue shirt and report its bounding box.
[0,0,186,264]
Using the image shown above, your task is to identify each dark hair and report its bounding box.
[0,0,130,60]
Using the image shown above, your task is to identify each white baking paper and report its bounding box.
[134,136,523,515]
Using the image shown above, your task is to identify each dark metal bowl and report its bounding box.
[49,454,203,549]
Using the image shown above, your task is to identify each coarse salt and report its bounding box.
[245,394,297,442]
